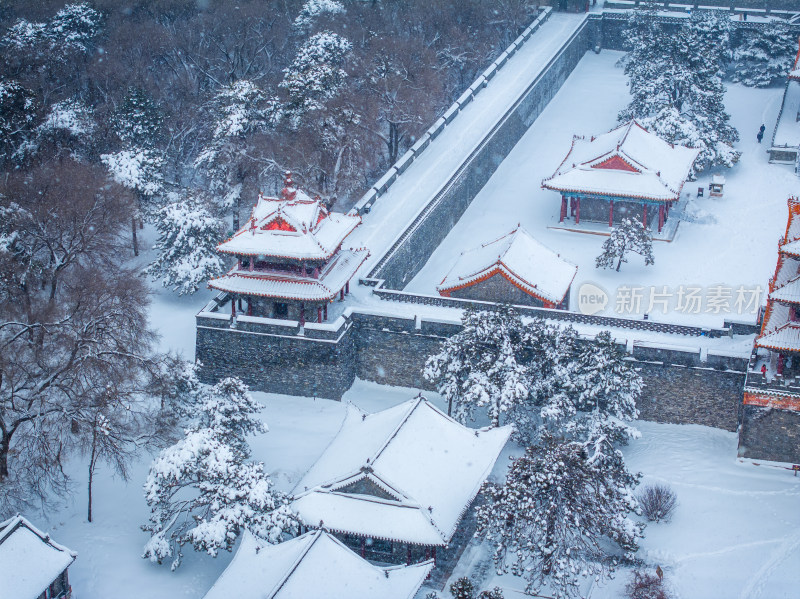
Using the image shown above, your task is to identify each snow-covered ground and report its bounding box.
[406,50,799,329]
[27,39,800,599]
[39,376,800,599]
[476,420,800,599]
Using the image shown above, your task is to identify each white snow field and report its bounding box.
[37,377,800,599]
[406,50,800,329]
[28,27,800,599]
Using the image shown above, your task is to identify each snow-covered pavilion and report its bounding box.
[437,226,577,309]
[769,42,800,166]
[291,397,511,564]
[0,515,77,599]
[542,120,699,232]
[209,172,368,323]
[203,530,432,599]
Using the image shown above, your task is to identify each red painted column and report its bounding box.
[231,297,236,317]
[658,204,665,232]
[247,299,253,316]
[642,204,648,229]
[346,281,350,294]
[575,198,581,224]
[323,304,328,320]
[608,200,614,227]
[560,196,567,222]
[317,307,322,323]
[340,288,345,300]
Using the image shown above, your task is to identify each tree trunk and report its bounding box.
[87,428,98,523]
[0,434,10,481]
[616,255,622,272]
[131,214,139,257]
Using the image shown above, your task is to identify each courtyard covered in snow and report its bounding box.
[405,50,799,329]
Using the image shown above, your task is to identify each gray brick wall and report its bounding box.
[738,405,800,463]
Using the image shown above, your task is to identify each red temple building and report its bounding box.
[739,197,800,464]
[542,120,699,233]
[754,197,800,384]
[209,173,368,324]
[437,226,577,309]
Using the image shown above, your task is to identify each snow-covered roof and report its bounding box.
[203,530,432,599]
[217,187,361,261]
[437,226,577,305]
[770,276,800,303]
[292,397,511,546]
[0,516,76,599]
[772,81,800,149]
[756,321,800,353]
[209,248,368,302]
[542,120,700,202]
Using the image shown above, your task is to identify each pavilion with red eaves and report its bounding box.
[542,120,699,233]
[209,172,368,324]
[754,197,800,391]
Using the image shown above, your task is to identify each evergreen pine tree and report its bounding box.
[732,20,798,88]
[145,194,226,295]
[141,377,298,571]
[450,577,476,599]
[596,218,654,272]
[621,5,740,174]
[424,306,529,428]
[477,434,643,599]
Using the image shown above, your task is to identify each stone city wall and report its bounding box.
[738,404,800,463]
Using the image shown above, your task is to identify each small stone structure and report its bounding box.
[437,226,576,309]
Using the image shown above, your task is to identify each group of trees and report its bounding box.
[621,5,741,174]
[425,307,644,598]
[0,0,542,295]
[141,370,297,570]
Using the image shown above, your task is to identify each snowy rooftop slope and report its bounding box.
[203,530,432,599]
[772,81,800,148]
[218,191,361,260]
[209,248,368,301]
[437,226,577,304]
[0,516,76,599]
[542,120,700,201]
[292,397,512,545]
[756,321,800,352]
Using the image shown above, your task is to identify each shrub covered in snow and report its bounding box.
[141,377,298,570]
[626,569,671,599]
[638,483,678,523]
[450,577,476,599]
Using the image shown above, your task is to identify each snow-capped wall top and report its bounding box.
[217,177,361,261]
[291,397,511,545]
[0,515,76,599]
[437,225,577,305]
[542,120,700,202]
[202,530,432,599]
